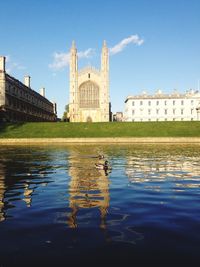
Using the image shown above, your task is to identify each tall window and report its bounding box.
[148,101,151,106]
[173,100,175,105]
[156,100,159,105]
[140,101,143,105]
[132,101,135,106]
[79,81,99,108]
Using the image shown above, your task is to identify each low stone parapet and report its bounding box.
[1,137,200,144]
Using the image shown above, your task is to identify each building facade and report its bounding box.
[124,89,200,122]
[113,112,123,122]
[0,56,57,122]
[69,41,110,122]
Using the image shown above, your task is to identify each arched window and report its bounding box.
[79,81,99,108]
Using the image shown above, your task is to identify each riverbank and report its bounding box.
[0,121,200,138]
[1,137,200,144]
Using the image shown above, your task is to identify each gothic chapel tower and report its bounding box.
[69,41,110,122]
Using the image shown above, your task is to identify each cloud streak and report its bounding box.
[49,48,95,71]
[109,35,144,55]
[49,35,144,71]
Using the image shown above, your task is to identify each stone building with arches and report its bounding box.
[69,41,111,122]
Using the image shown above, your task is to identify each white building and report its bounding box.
[124,89,200,122]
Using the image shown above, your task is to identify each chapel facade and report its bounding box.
[69,41,111,122]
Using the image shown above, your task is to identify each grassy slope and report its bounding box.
[0,122,200,138]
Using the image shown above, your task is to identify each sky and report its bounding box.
[0,0,200,118]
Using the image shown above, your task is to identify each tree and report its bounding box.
[62,104,69,122]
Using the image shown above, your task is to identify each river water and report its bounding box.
[0,144,200,266]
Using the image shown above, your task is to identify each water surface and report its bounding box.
[0,144,200,266]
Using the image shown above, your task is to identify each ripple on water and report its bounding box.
[0,144,200,266]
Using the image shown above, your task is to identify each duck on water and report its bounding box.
[95,160,112,171]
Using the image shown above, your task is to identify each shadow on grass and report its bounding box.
[0,122,25,136]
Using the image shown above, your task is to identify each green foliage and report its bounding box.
[0,121,200,138]
[62,104,69,121]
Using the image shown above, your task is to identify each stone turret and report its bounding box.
[101,40,110,121]
[0,56,6,108]
[69,41,78,122]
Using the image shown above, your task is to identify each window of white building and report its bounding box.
[173,100,175,105]
[132,101,135,106]
[132,110,135,115]
[140,101,143,105]
[181,109,184,115]
[148,109,151,115]
[148,101,151,106]
[164,100,167,105]
[165,109,167,115]
[156,101,159,105]
[181,100,184,105]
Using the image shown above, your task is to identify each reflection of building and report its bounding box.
[68,155,110,229]
[0,56,57,122]
[0,152,52,222]
[0,165,5,222]
[69,41,111,122]
[124,89,200,122]
[23,183,34,207]
[125,154,200,188]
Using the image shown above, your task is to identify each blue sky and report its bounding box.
[0,0,200,117]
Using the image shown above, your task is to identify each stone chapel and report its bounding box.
[69,41,111,122]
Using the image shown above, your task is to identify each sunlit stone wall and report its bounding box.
[69,41,110,122]
[0,56,57,122]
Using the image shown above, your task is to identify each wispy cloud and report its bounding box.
[49,35,144,71]
[49,48,95,71]
[110,35,144,55]
[5,55,26,74]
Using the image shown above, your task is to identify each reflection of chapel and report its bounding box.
[69,41,111,122]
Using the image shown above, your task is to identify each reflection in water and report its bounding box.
[0,144,200,266]
[68,154,110,229]
[0,147,54,222]
[23,183,34,207]
[126,153,200,191]
[0,164,5,222]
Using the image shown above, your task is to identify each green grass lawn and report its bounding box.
[0,121,200,138]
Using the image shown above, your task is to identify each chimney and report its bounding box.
[24,75,31,88]
[40,87,45,97]
[53,102,57,115]
[0,56,5,72]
